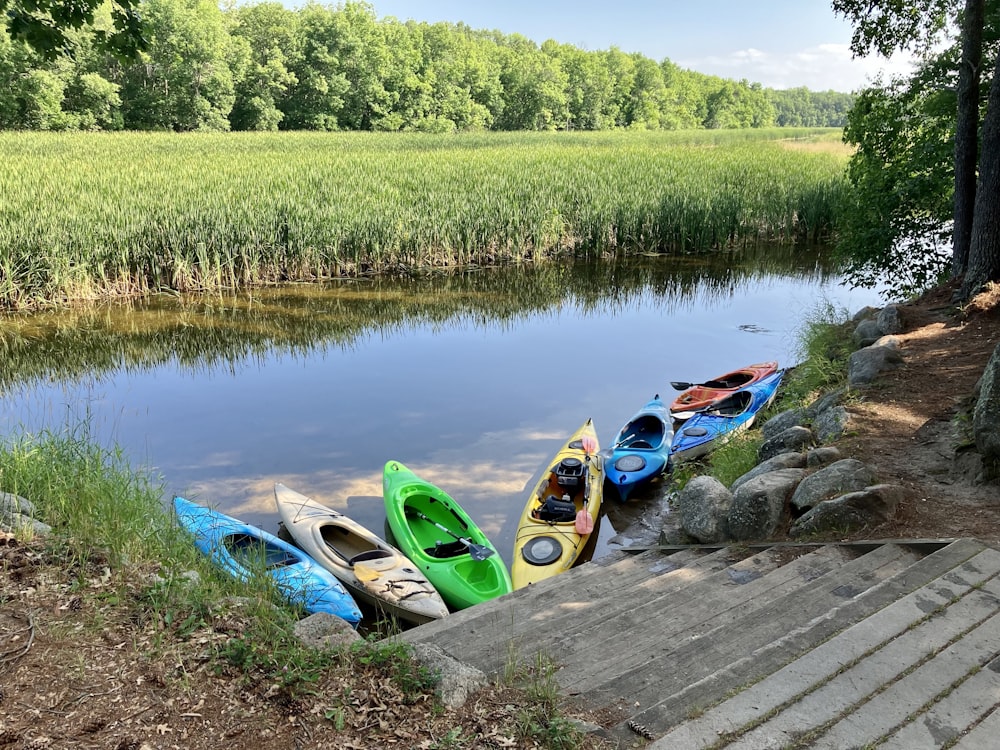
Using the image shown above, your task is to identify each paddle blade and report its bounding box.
[467,542,495,561]
[575,509,594,535]
[670,381,694,390]
[581,435,598,455]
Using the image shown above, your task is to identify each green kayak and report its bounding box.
[382,460,512,611]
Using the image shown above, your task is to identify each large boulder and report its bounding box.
[973,343,1000,481]
[853,318,883,347]
[678,475,732,543]
[790,458,878,511]
[761,408,807,441]
[848,336,904,386]
[813,405,852,444]
[730,452,808,494]
[293,612,362,649]
[789,484,905,538]
[727,469,805,541]
[758,426,815,462]
[0,492,51,536]
[876,304,904,335]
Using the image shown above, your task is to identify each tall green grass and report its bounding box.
[0,129,849,309]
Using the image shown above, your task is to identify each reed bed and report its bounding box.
[0,128,848,309]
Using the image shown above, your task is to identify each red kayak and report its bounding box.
[669,361,779,419]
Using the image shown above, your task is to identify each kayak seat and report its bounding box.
[426,540,468,559]
[630,440,653,449]
[349,549,393,565]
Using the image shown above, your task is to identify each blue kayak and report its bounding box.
[173,496,362,627]
[670,370,785,463]
[605,394,673,502]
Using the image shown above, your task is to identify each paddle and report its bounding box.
[575,435,598,535]
[406,509,495,561]
[670,380,710,391]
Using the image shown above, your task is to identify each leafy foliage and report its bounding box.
[0,0,853,132]
[837,63,957,298]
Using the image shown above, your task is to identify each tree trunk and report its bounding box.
[960,49,1000,300]
[951,0,984,277]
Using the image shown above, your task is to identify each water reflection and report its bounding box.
[0,250,881,565]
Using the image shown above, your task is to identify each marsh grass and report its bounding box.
[781,299,856,407]
[0,129,849,309]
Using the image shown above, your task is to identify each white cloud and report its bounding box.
[679,43,918,92]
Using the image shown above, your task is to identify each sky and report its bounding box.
[367,0,918,92]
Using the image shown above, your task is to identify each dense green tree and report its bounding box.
[229,2,298,130]
[1,0,143,60]
[494,35,568,130]
[834,0,1000,300]
[117,0,235,130]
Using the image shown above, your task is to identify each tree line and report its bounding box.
[0,0,853,132]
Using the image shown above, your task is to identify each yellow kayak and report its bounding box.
[511,418,603,589]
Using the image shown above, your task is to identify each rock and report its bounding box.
[727,469,805,540]
[805,387,847,419]
[292,612,362,650]
[852,305,879,322]
[813,405,852,443]
[806,447,842,467]
[758,426,815,462]
[790,459,879,511]
[853,318,883,347]
[730,452,808,493]
[760,408,807,441]
[848,338,904,386]
[411,643,486,709]
[973,343,1000,481]
[789,484,905,538]
[0,492,34,519]
[677,476,732,543]
[876,304,904,335]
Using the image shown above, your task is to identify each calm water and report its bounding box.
[0,252,882,565]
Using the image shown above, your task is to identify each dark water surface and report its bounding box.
[0,252,882,565]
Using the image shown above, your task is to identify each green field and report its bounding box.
[0,128,849,309]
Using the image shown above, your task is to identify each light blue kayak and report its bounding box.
[173,496,362,627]
[605,394,673,502]
[670,370,785,463]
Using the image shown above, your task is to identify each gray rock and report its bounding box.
[0,492,34,520]
[758,426,815,462]
[876,304,904,335]
[730,452,808,494]
[805,387,847,420]
[0,515,52,536]
[814,405,852,443]
[852,305,879,322]
[973,343,1000,481]
[677,476,732,543]
[806,447,842,467]
[293,612,363,650]
[853,318,883,347]
[760,408,807,441]
[789,484,905,538]
[848,340,904,386]
[411,642,486,709]
[727,469,805,541]
[790,459,878,511]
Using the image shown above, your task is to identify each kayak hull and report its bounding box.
[670,361,779,420]
[173,496,362,626]
[670,370,784,463]
[511,418,603,589]
[605,395,673,502]
[273,483,448,625]
[382,461,512,611]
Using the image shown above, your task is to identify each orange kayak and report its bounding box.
[669,361,779,419]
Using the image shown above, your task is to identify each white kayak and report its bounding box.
[273,483,449,625]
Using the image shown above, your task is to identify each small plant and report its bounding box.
[782,299,855,406]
